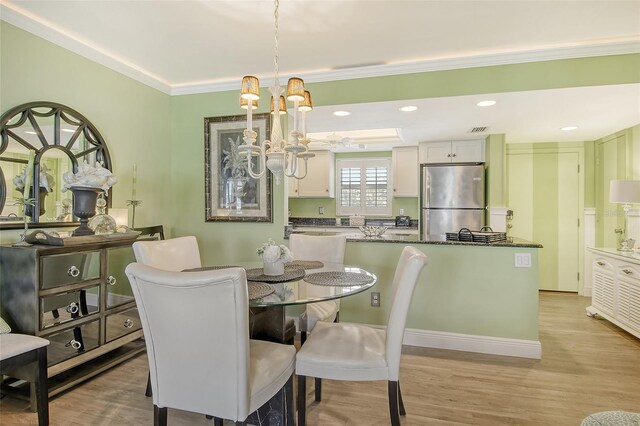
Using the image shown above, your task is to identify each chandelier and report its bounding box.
[238,0,315,185]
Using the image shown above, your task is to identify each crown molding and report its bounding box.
[0,3,172,95]
[3,2,638,98]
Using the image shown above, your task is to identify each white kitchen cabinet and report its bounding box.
[587,248,640,339]
[289,150,335,198]
[392,146,419,197]
[419,139,485,164]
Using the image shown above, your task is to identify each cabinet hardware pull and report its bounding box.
[596,261,605,266]
[447,153,451,158]
[622,269,633,275]
[66,339,82,350]
[123,319,134,328]
[66,302,79,314]
[107,276,117,285]
[67,266,80,277]
[452,153,457,157]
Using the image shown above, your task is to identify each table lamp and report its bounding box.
[610,179,640,251]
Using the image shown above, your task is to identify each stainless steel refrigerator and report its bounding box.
[420,164,485,240]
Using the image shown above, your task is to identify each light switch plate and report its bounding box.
[515,253,532,267]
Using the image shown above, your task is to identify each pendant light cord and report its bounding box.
[274,0,280,85]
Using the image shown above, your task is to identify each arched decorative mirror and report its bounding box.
[0,102,112,229]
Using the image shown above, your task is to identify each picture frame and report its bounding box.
[204,113,272,222]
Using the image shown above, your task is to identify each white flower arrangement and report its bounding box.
[257,238,294,263]
[13,163,55,193]
[62,161,117,192]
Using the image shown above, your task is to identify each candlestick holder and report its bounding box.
[126,199,142,228]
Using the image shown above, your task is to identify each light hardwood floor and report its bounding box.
[1,292,639,425]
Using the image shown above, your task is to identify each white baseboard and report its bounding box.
[357,322,542,359]
[402,327,542,359]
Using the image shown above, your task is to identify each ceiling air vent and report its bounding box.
[469,126,489,133]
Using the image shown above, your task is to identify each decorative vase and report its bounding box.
[18,187,48,218]
[70,186,102,236]
[263,258,285,276]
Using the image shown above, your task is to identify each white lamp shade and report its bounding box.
[109,208,130,227]
[610,180,640,204]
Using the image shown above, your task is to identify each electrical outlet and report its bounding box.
[371,292,380,307]
[399,208,405,215]
[319,207,324,214]
[515,253,532,267]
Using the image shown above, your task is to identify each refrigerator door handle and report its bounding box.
[426,175,431,209]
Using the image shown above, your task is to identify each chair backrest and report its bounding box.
[385,246,428,381]
[125,264,251,420]
[134,225,165,240]
[289,234,347,263]
[132,236,201,272]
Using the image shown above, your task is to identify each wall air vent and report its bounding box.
[469,126,489,133]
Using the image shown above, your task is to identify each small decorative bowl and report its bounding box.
[359,226,388,238]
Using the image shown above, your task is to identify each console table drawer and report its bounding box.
[40,285,100,330]
[41,251,101,289]
[45,320,100,366]
[106,307,141,343]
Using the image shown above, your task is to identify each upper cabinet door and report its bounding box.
[392,146,418,197]
[451,140,485,163]
[419,141,452,163]
[296,150,335,198]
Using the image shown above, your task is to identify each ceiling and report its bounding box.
[2,0,640,146]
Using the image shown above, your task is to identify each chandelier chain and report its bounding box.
[273,0,279,84]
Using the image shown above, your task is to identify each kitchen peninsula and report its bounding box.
[289,222,542,359]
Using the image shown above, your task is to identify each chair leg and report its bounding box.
[285,374,294,426]
[314,378,322,402]
[398,381,406,416]
[297,374,307,426]
[145,372,152,397]
[213,418,223,426]
[35,347,48,426]
[153,405,167,426]
[235,421,245,425]
[388,381,401,426]
[301,330,307,345]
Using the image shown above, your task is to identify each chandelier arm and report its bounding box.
[283,151,300,178]
[246,143,267,179]
[293,158,309,180]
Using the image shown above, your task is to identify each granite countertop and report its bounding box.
[288,230,542,248]
[588,247,640,262]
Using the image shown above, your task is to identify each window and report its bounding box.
[336,158,391,216]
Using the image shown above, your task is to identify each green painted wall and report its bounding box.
[0,22,172,243]
[341,242,539,340]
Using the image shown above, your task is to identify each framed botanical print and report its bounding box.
[204,113,272,222]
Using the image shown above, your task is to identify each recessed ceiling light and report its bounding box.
[61,128,75,133]
[399,106,418,112]
[477,100,496,107]
[333,111,351,117]
[24,130,37,135]
[561,126,578,131]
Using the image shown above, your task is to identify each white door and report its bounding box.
[508,151,580,292]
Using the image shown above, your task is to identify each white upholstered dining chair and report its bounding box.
[132,235,201,272]
[125,264,296,426]
[295,246,428,426]
[288,234,347,344]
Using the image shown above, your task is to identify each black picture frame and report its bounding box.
[204,113,272,223]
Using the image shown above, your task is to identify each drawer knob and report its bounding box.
[123,319,134,328]
[107,275,117,286]
[65,302,79,314]
[66,339,82,350]
[622,269,633,275]
[596,261,605,266]
[67,266,80,278]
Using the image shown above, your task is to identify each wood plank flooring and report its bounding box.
[1,292,639,425]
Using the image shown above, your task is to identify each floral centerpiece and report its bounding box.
[257,238,294,276]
